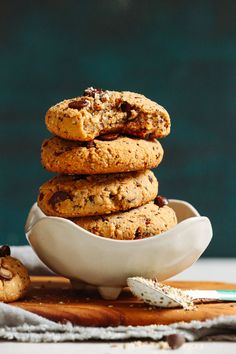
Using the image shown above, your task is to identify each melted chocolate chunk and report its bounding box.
[134,227,142,239]
[148,175,153,183]
[0,245,11,257]
[127,198,136,203]
[38,192,44,201]
[54,151,64,156]
[42,141,48,147]
[120,101,132,118]
[98,133,120,141]
[49,191,72,207]
[68,99,89,110]
[83,87,104,97]
[144,133,156,140]
[155,195,169,207]
[89,195,95,202]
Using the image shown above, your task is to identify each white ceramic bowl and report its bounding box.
[25,200,212,299]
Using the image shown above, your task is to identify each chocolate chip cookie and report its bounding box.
[0,246,30,302]
[45,88,170,141]
[38,170,158,217]
[73,201,177,240]
[41,135,164,175]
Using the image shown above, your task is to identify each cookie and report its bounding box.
[41,135,163,175]
[38,170,158,218]
[0,246,30,302]
[45,88,170,141]
[73,201,177,240]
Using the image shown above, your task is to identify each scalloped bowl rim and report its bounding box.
[25,200,213,299]
[25,199,204,244]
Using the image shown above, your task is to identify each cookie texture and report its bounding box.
[38,170,158,218]
[41,135,164,175]
[73,202,177,240]
[45,88,170,141]
[0,256,30,302]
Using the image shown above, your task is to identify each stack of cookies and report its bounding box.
[38,87,177,240]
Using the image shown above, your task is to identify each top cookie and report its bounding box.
[45,88,170,141]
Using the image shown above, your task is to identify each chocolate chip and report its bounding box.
[49,191,72,207]
[83,87,104,97]
[155,195,169,207]
[145,218,151,225]
[38,192,44,201]
[166,334,185,349]
[54,151,63,156]
[144,133,156,140]
[127,198,136,203]
[89,195,95,202]
[0,245,11,257]
[134,227,142,239]
[68,99,89,110]
[98,133,120,141]
[42,141,48,147]
[148,175,153,183]
[120,101,132,118]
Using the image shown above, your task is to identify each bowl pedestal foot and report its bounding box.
[98,286,122,300]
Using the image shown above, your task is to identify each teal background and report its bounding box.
[0,1,235,256]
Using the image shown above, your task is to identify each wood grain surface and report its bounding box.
[11,276,236,327]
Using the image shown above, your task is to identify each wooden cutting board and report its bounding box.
[12,276,236,327]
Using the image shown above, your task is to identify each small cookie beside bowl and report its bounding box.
[0,245,30,303]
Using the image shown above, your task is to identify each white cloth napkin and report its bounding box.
[0,246,235,342]
[11,246,53,275]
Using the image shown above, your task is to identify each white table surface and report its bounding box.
[2,258,236,353]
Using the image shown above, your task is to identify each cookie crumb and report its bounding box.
[158,341,170,349]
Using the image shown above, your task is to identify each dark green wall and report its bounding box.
[0,0,235,256]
